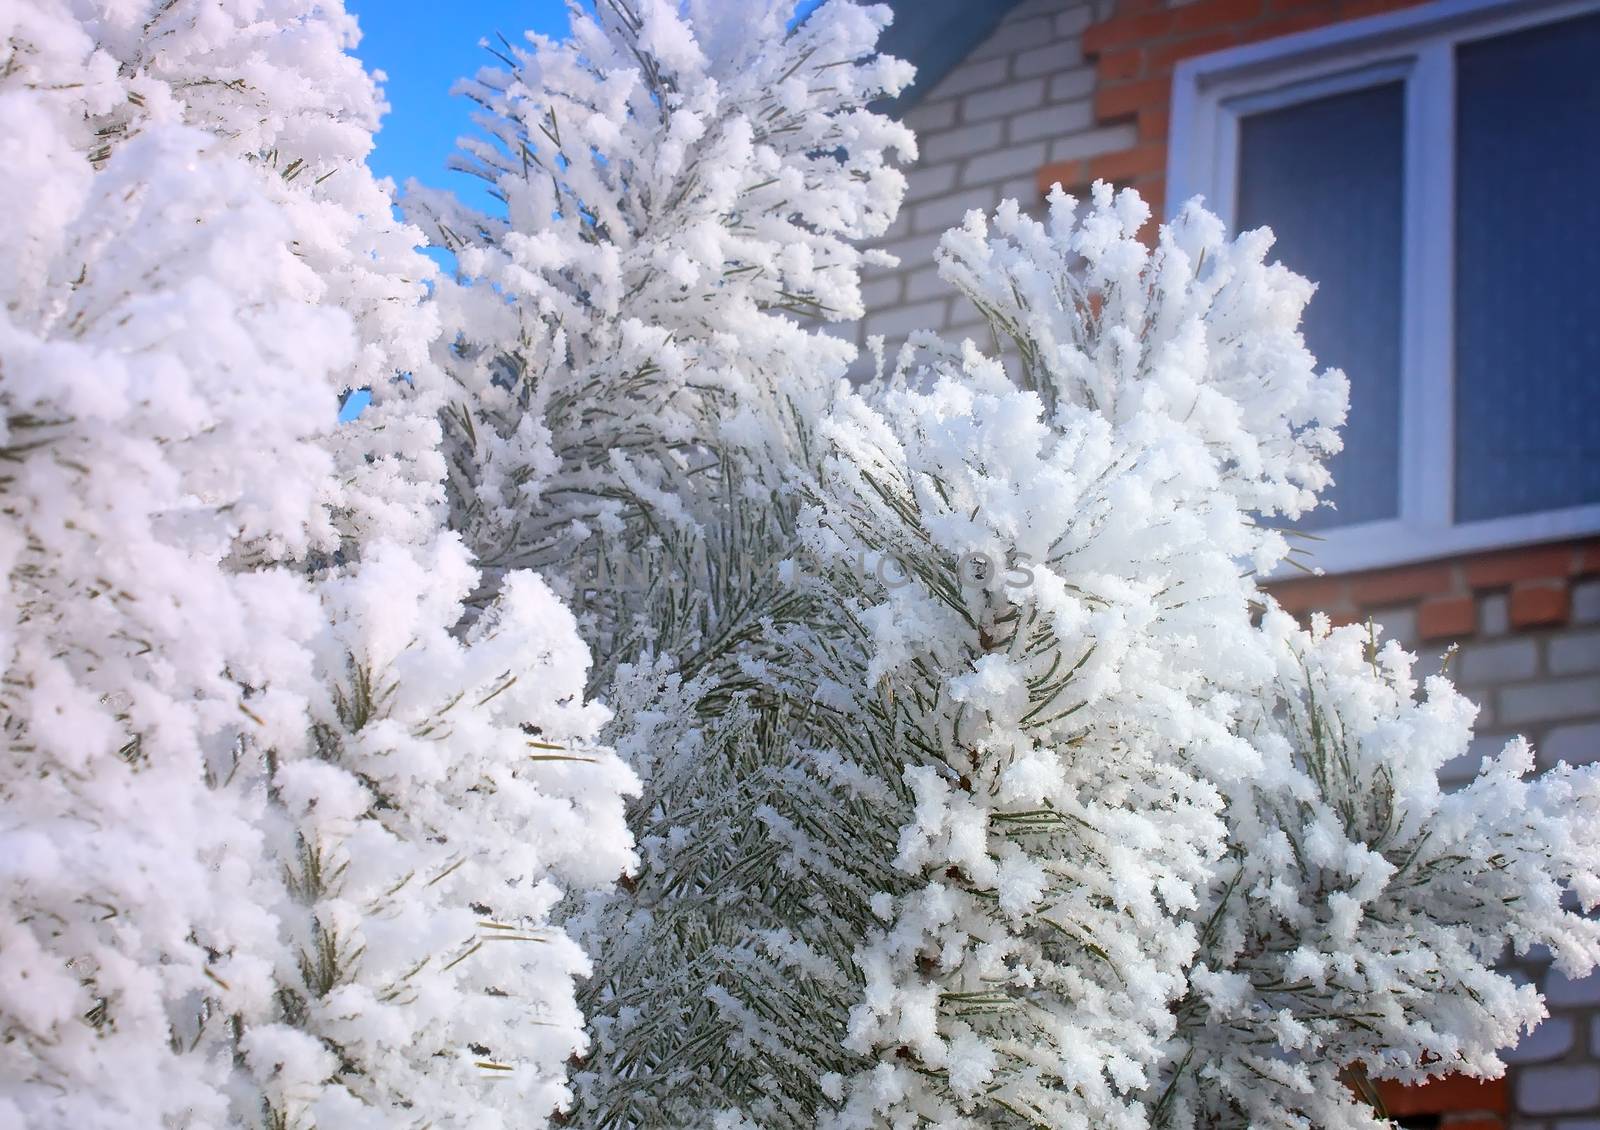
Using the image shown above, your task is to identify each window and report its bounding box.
[1169,0,1600,573]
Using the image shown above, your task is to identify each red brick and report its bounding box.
[1509,581,1570,629]
[1138,177,1166,225]
[1036,159,1089,200]
[1578,539,1600,575]
[1348,562,1453,607]
[1139,106,1171,143]
[1378,1075,1508,1116]
[1257,9,1336,36]
[1342,0,1428,18]
[1145,30,1241,71]
[1095,76,1171,122]
[1098,48,1143,82]
[1418,596,1476,642]
[1089,144,1167,183]
[1268,0,1342,11]
[1082,10,1176,56]
[1440,1119,1504,1130]
[1464,544,1575,588]
[1266,576,1346,613]
[1173,0,1267,34]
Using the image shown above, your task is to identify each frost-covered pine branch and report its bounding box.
[804,186,1600,1128]
[424,0,1600,1123]
[1,4,634,1127]
[9,0,1598,1126]
[417,2,919,1122]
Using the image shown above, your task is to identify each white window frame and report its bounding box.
[1168,0,1600,576]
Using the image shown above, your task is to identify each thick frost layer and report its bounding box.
[9,1,1596,1126]
[426,0,1600,1124]
[422,2,916,1124]
[806,186,1600,1128]
[0,4,635,1127]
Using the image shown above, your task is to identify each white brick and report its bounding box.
[1413,646,1451,681]
[1482,591,1511,635]
[1556,1118,1600,1130]
[876,231,943,271]
[1550,630,1600,675]
[905,97,957,134]
[1055,5,1094,38]
[1370,606,1417,647]
[911,187,996,235]
[1048,66,1097,102]
[1545,967,1600,1008]
[960,141,1048,186]
[1015,43,1076,79]
[1543,721,1600,767]
[903,266,945,304]
[1458,638,1540,685]
[1440,732,1511,785]
[1574,579,1600,625]
[904,162,959,203]
[970,15,1058,61]
[1437,750,1480,786]
[1009,0,1067,17]
[920,120,1004,164]
[998,175,1037,205]
[859,275,903,310]
[863,299,948,342]
[1505,1016,1575,1064]
[1501,677,1600,725]
[944,314,995,347]
[816,319,857,348]
[1010,100,1095,144]
[962,78,1047,123]
[1048,122,1139,163]
[1520,942,1556,966]
[925,56,1009,100]
[1518,1065,1600,1115]
[876,210,910,244]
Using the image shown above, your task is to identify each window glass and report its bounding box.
[1455,11,1600,522]
[1236,82,1407,529]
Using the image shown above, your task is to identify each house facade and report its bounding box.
[860,0,1600,1124]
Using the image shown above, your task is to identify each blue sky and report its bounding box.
[346,1,827,200]
[346,0,574,204]
[339,2,576,416]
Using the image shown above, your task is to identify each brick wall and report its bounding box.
[1279,545,1600,1127]
[847,0,1123,367]
[1272,542,1600,789]
[854,1,1600,1122]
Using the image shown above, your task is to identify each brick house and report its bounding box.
[858,0,1600,1124]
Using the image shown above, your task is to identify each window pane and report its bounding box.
[1236,82,1406,529]
[1455,12,1600,523]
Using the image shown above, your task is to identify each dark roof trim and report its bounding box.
[877,0,1026,114]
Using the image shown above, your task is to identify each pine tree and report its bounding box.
[9,1,1599,1127]
[0,4,634,1127]
[415,1,918,1122]
[811,187,1600,1128]
[432,4,1600,1128]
